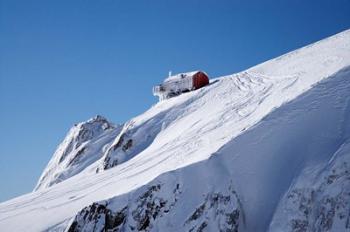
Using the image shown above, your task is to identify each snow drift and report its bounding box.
[0,29,349,232]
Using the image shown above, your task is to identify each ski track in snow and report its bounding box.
[0,29,349,231]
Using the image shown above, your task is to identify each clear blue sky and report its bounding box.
[0,0,349,202]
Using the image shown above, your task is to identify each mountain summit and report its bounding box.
[34,115,122,191]
[1,29,349,232]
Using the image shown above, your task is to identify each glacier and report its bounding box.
[0,29,349,232]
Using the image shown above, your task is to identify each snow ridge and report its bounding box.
[34,115,122,191]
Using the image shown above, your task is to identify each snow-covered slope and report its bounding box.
[66,66,350,232]
[34,115,122,191]
[269,135,350,231]
[65,68,350,231]
[0,29,349,232]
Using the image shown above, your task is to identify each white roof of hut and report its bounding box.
[164,70,200,83]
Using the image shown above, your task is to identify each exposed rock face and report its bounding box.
[99,129,135,171]
[67,202,127,232]
[130,184,170,231]
[96,102,182,172]
[66,181,242,232]
[67,183,182,232]
[184,189,241,232]
[35,115,122,191]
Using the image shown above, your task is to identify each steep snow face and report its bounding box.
[34,115,122,191]
[269,126,350,231]
[269,144,350,231]
[0,29,349,232]
[65,66,350,232]
[97,29,350,175]
[213,67,350,231]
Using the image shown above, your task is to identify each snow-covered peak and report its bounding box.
[73,115,113,140]
[34,115,122,191]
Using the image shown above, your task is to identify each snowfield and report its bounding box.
[0,29,349,232]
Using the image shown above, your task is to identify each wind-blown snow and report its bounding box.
[0,29,349,232]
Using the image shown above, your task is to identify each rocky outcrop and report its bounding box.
[184,189,241,232]
[66,180,243,232]
[96,103,178,172]
[67,202,127,232]
[66,182,182,232]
